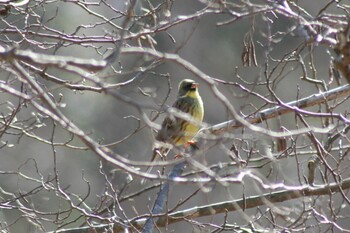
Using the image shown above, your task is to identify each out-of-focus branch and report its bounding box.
[140,161,187,233]
[121,47,350,138]
[4,45,350,179]
[52,176,350,233]
[7,60,163,181]
[0,46,107,72]
[209,83,350,135]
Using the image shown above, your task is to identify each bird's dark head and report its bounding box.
[178,79,199,97]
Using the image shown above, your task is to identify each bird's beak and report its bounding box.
[191,83,199,89]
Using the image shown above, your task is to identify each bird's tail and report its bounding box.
[140,147,169,185]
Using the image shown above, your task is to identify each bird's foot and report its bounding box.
[174,153,184,160]
[174,141,199,159]
[184,140,199,150]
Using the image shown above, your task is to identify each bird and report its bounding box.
[144,79,204,180]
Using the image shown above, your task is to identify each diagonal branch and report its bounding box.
[209,83,350,135]
[52,177,350,233]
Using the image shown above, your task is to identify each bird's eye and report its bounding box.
[186,83,193,89]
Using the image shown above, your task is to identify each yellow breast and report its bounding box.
[175,90,204,145]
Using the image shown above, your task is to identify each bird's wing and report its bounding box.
[155,96,193,142]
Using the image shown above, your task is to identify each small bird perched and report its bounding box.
[145,79,204,179]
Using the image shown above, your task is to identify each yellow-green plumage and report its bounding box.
[155,79,204,147]
[145,79,204,174]
[142,79,204,183]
